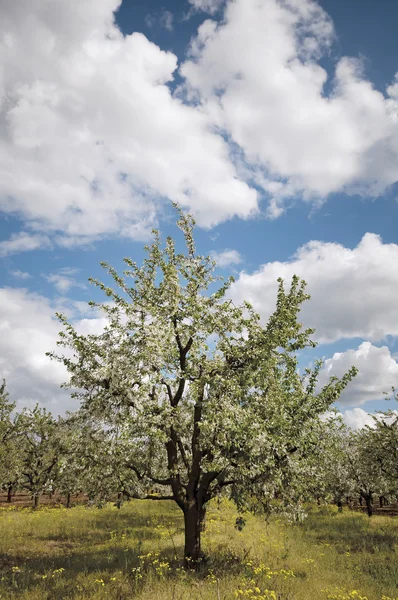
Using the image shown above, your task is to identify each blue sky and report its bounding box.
[1,0,398,427]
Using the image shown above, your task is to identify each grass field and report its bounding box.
[0,499,397,600]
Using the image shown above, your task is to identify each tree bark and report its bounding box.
[7,485,13,503]
[337,500,343,513]
[183,502,205,567]
[361,492,373,517]
[33,494,40,509]
[66,492,71,508]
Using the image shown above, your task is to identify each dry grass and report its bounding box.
[0,499,397,599]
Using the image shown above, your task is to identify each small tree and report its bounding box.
[55,415,91,507]
[287,415,353,512]
[0,381,21,502]
[371,388,398,496]
[347,427,391,517]
[49,208,356,565]
[16,406,63,508]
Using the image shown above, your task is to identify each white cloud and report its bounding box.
[0,288,70,412]
[145,9,174,31]
[0,0,257,247]
[0,232,51,256]
[10,270,31,280]
[181,0,398,216]
[3,0,398,247]
[341,407,398,430]
[342,408,376,430]
[210,248,242,267]
[187,0,225,15]
[229,233,398,344]
[0,287,108,414]
[317,342,398,406]
[44,267,86,293]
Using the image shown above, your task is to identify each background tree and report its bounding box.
[281,415,353,513]
[16,406,64,508]
[49,208,357,565]
[0,380,21,502]
[346,427,389,517]
[370,388,398,501]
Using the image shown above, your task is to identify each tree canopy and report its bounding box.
[49,207,358,564]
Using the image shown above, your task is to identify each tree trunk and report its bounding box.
[361,492,373,517]
[66,492,71,508]
[359,495,363,506]
[33,494,40,509]
[183,502,204,567]
[337,500,343,513]
[7,485,13,503]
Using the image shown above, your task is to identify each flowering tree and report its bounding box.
[0,381,13,440]
[49,208,356,565]
[370,389,398,496]
[347,393,398,515]
[0,381,21,502]
[283,416,354,512]
[57,415,141,508]
[15,406,64,508]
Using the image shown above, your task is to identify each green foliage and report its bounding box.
[0,381,21,499]
[0,379,15,444]
[48,207,357,561]
[14,406,63,504]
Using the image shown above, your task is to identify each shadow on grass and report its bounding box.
[0,531,254,598]
[0,543,255,599]
[0,501,250,597]
[301,512,397,553]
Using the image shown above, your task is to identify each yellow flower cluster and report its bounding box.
[206,569,218,585]
[248,562,295,580]
[234,581,277,600]
[135,551,171,579]
[131,566,143,580]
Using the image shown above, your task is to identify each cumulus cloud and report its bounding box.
[341,407,398,430]
[317,342,398,406]
[3,0,398,246]
[0,232,52,256]
[0,288,106,414]
[44,267,86,293]
[182,0,398,216]
[0,0,257,247]
[229,233,398,344]
[341,408,376,430]
[210,248,242,267]
[0,288,70,412]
